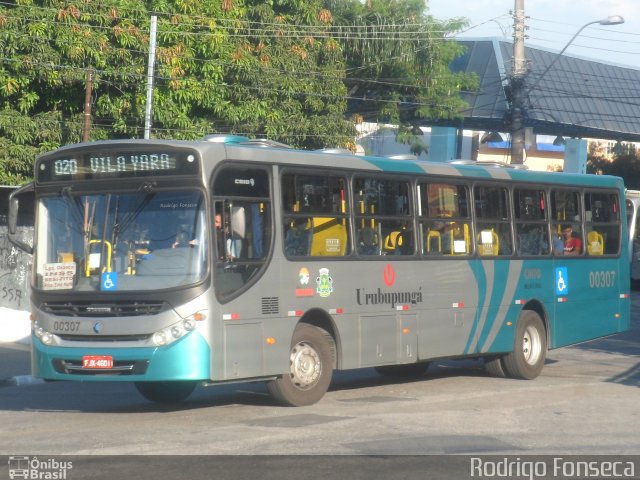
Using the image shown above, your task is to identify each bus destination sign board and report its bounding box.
[36,150,200,182]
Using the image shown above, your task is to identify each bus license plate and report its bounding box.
[82,355,114,369]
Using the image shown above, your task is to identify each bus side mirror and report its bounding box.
[8,182,34,254]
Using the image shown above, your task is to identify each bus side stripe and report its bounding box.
[480,260,523,352]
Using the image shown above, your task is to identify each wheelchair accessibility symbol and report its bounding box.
[555,267,568,295]
[101,272,118,291]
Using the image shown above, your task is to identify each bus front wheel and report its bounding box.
[503,311,547,380]
[134,380,197,403]
[267,323,335,406]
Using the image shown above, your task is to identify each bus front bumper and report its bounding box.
[31,330,211,382]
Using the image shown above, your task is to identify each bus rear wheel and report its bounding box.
[503,311,547,380]
[267,323,334,406]
[134,380,197,403]
[484,356,507,378]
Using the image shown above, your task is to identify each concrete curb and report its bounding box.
[0,375,45,388]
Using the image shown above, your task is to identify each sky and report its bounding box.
[427,0,640,70]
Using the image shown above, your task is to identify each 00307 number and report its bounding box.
[53,321,81,332]
[589,270,616,288]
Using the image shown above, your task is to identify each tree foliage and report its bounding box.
[326,0,477,149]
[0,0,473,184]
[0,0,355,183]
[587,142,640,189]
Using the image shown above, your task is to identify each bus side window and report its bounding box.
[419,182,471,257]
[585,191,621,255]
[282,172,350,257]
[474,185,512,256]
[354,176,413,256]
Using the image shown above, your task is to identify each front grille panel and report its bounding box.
[41,301,167,317]
[57,334,151,342]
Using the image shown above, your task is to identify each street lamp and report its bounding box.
[509,15,624,164]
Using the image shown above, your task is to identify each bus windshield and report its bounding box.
[35,189,207,292]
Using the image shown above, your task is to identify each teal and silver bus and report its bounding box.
[8,136,630,405]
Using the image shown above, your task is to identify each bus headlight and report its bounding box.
[151,314,204,347]
[33,323,54,345]
[152,331,167,346]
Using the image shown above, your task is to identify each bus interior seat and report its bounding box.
[478,230,499,256]
[450,223,471,255]
[394,230,413,255]
[587,230,604,255]
[311,218,348,256]
[384,231,402,253]
[426,230,441,254]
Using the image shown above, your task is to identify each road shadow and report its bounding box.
[568,292,640,387]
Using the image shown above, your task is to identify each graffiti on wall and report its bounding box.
[0,226,32,310]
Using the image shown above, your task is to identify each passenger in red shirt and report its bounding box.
[561,224,582,256]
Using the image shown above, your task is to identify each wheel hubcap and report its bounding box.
[289,341,321,389]
[522,325,542,365]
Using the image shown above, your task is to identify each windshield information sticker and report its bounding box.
[101,272,118,291]
[42,262,76,290]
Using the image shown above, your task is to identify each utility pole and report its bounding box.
[144,15,158,139]
[509,0,526,164]
[82,69,93,142]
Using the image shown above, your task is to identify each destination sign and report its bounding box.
[36,149,200,183]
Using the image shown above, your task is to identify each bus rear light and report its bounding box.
[222,313,240,320]
[452,302,464,308]
[329,308,344,315]
[619,293,630,299]
[266,337,276,345]
[515,299,525,305]
[396,305,409,311]
[288,310,304,317]
[402,328,410,334]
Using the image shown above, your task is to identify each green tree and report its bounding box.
[587,142,640,188]
[0,0,355,183]
[325,0,476,150]
[0,0,474,184]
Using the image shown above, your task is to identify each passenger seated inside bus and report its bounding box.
[357,227,380,255]
[560,224,582,256]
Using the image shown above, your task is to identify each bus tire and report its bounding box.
[134,380,197,403]
[267,323,334,406]
[502,311,547,380]
[484,356,507,378]
[375,362,429,378]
